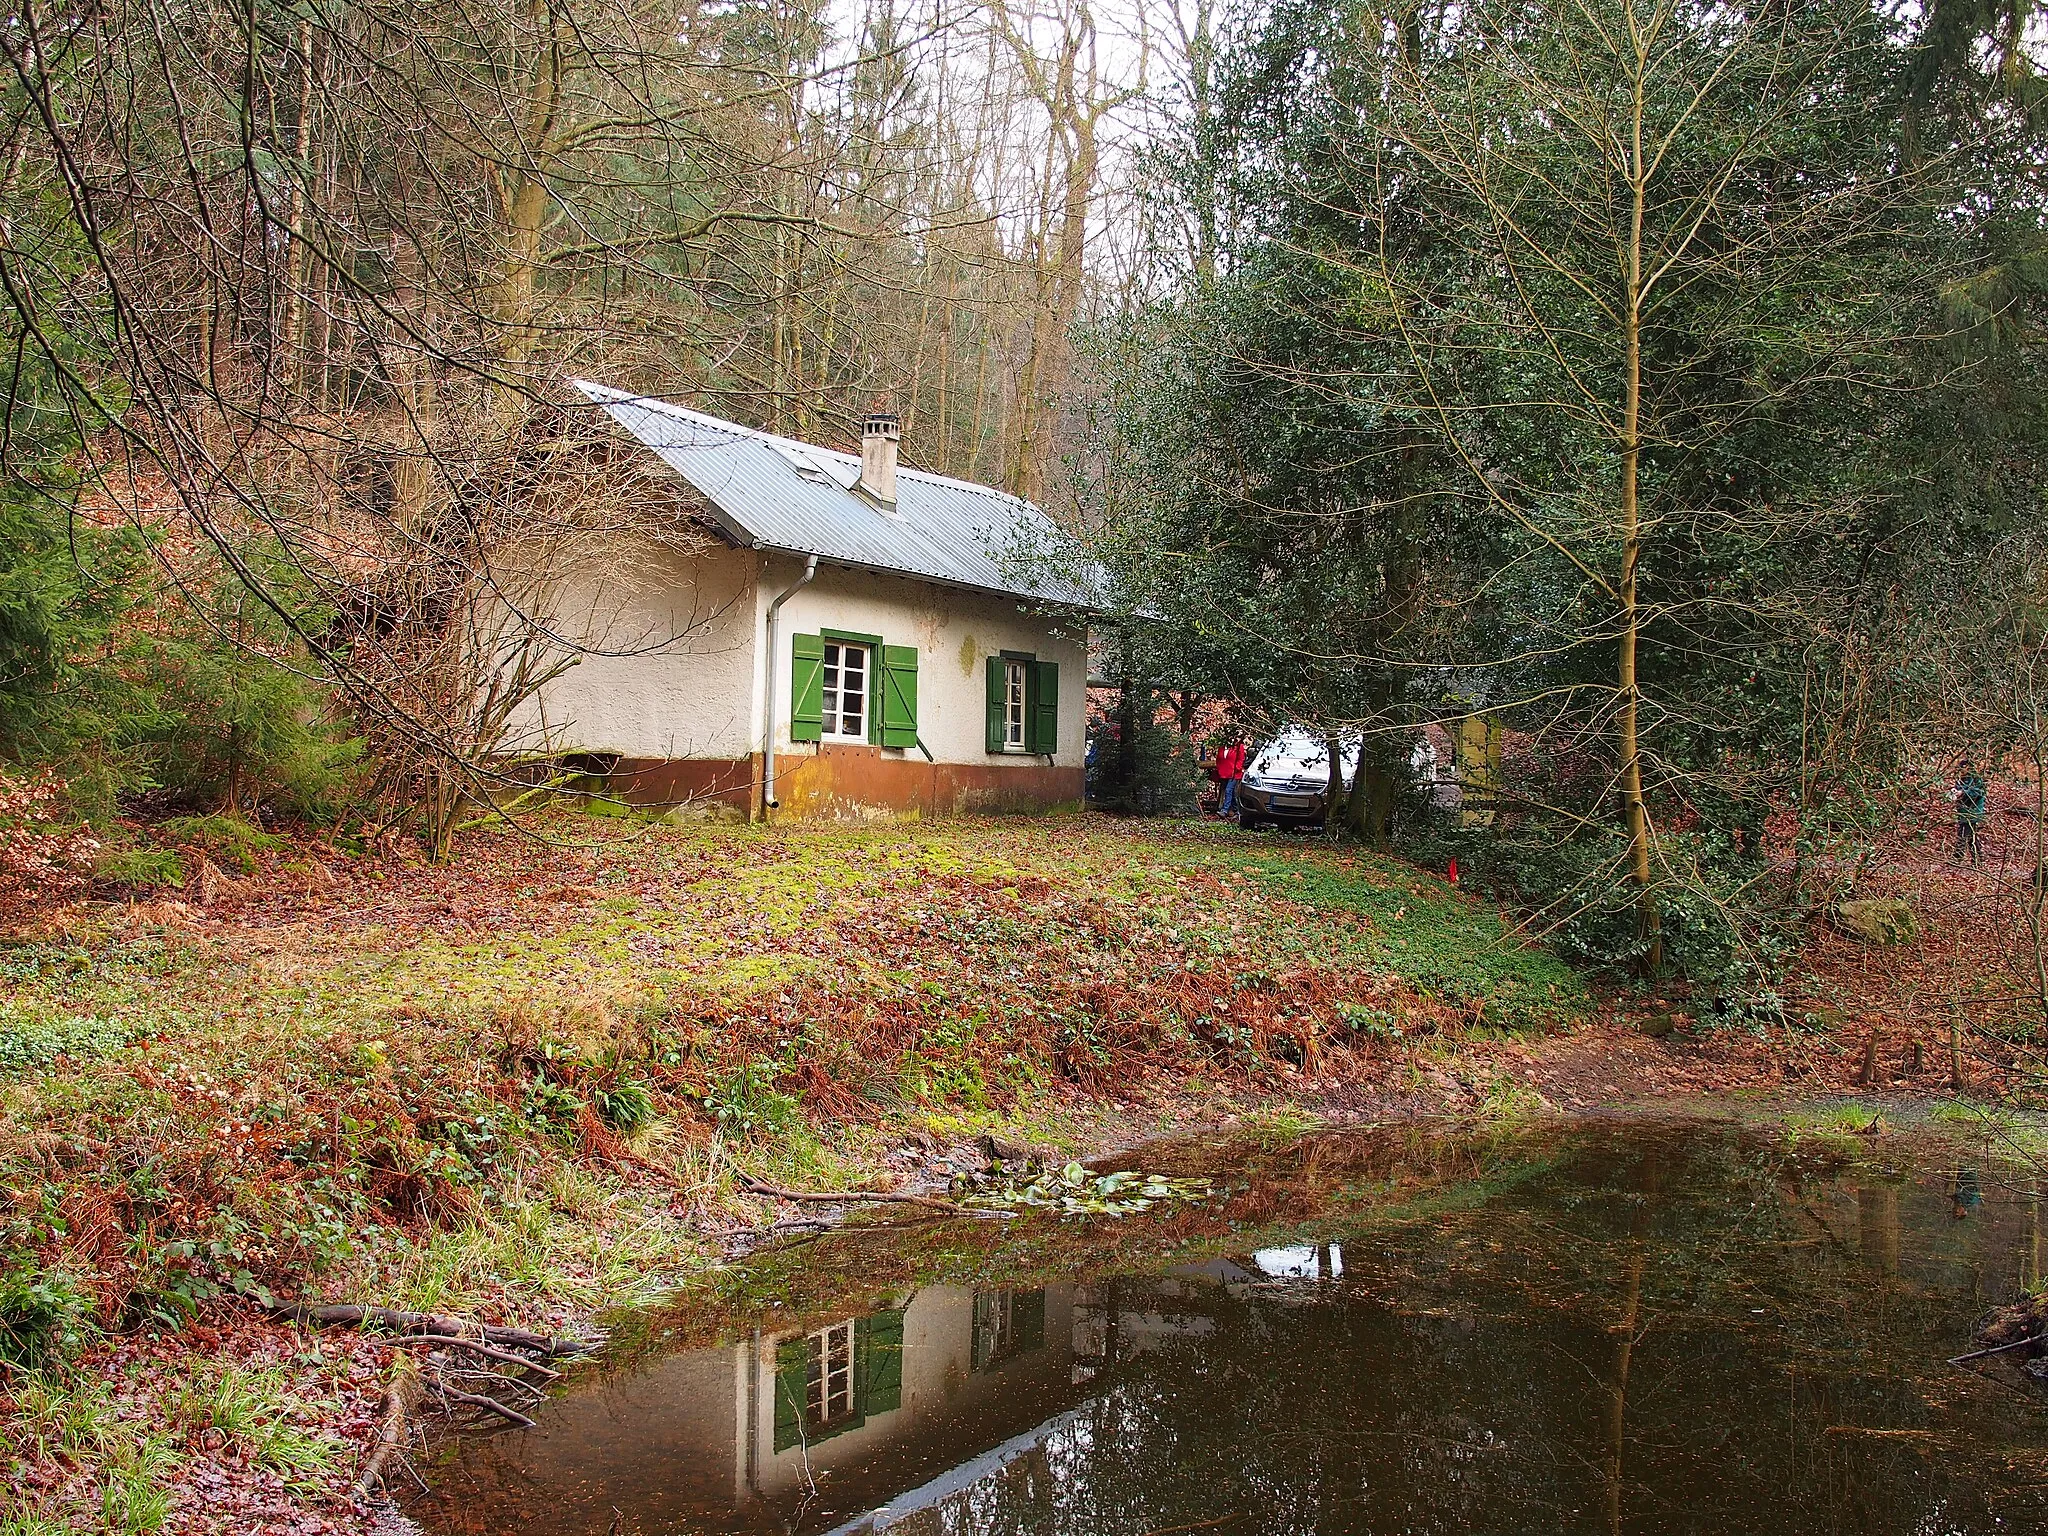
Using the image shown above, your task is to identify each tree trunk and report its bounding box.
[1325,730,1348,833]
[1619,54,1662,973]
[1347,431,1427,850]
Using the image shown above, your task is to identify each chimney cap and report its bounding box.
[861,411,901,440]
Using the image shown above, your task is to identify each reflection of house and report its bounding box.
[473,1284,1076,1532]
[425,1266,1311,1535]
[747,1286,1070,1511]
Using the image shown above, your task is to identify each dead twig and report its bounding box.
[374,1333,563,1378]
[272,1300,592,1356]
[433,1380,539,1430]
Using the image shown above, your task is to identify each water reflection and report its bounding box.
[415,1123,2048,1535]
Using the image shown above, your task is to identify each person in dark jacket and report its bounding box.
[1954,762,1988,864]
[1217,732,1248,817]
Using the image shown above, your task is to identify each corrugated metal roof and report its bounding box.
[571,381,1102,608]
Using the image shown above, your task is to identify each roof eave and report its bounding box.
[751,543,1102,615]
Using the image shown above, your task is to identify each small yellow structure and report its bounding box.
[1457,714,1504,826]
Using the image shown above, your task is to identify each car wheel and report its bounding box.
[1237,809,1263,830]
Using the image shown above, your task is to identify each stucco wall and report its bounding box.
[508,540,763,762]
[510,544,1088,811]
[758,554,1088,772]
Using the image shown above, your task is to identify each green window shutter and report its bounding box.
[1027,660,1059,755]
[772,1337,807,1452]
[860,1309,905,1415]
[985,657,1006,754]
[790,633,823,742]
[879,646,919,749]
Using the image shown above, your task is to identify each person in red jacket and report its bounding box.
[1216,732,1248,817]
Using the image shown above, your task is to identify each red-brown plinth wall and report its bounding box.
[610,749,1082,821]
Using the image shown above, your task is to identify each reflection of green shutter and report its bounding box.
[1027,660,1059,755]
[878,646,919,749]
[772,1338,807,1452]
[862,1308,905,1414]
[791,634,824,742]
[1015,1289,1045,1353]
[985,657,1006,753]
[971,1291,997,1371]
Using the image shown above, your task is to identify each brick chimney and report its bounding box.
[858,411,900,504]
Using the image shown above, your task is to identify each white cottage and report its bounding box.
[514,382,1097,820]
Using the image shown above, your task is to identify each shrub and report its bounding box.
[92,843,186,892]
[1087,712,1200,815]
[157,813,283,874]
[0,1262,96,1370]
[126,576,363,820]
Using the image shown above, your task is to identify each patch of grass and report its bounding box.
[380,1164,709,1317]
[10,1373,118,1461]
[1234,1103,1325,1150]
[1204,846,1587,1028]
[171,1365,337,1486]
[593,1080,655,1135]
[1783,1100,1888,1147]
[98,1430,181,1533]
[733,1122,868,1192]
[1479,1073,1550,1122]
[703,1058,801,1142]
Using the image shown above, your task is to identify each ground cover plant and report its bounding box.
[0,805,2034,1531]
[0,811,1595,1530]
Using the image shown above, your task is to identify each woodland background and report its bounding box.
[1,0,2046,1006]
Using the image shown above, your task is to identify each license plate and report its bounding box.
[1271,795,1315,810]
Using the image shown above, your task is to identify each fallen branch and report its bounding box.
[355,1352,422,1500]
[738,1175,1005,1217]
[374,1333,563,1378]
[272,1301,592,1357]
[1949,1333,2040,1366]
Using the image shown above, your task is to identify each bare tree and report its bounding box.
[1369,0,1955,967]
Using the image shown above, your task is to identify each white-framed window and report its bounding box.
[822,641,869,743]
[1003,659,1028,751]
[806,1319,859,1428]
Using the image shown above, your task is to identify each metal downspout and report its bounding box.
[761,554,819,815]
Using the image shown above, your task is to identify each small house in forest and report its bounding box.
[510,382,1096,820]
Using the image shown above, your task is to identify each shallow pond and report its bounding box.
[412,1117,2048,1535]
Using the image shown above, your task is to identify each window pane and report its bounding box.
[1005,661,1026,747]
[821,644,869,740]
[821,643,842,734]
[843,647,865,734]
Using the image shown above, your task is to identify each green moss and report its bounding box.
[1187,845,1587,1028]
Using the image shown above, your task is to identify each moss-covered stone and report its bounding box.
[1831,898,1918,946]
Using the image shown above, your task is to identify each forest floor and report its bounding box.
[2,803,2044,1534]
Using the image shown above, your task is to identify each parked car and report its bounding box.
[1236,728,1447,829]
[1236,730,1359,829]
